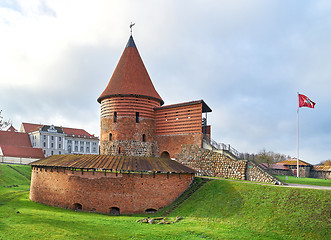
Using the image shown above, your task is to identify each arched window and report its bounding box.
[109,133,112,141]
[110,207,120,215]
[160,151,170,159]
[145,208,157,214]
[142,134,146,142]
[136,112,139,123]
[73,203,82,211]
[114,112,117,123]
[118,147,121,154]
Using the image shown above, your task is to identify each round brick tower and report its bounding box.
[97,35,164,156]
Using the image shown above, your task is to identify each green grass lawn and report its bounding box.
[276,175,331,187]
[0,163,330,240]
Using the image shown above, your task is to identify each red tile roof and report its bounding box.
[21,123,42,133]
[277,158,312,166]
[0,131,32,147]
[0,130,44,159]
[1,145,44,159]
[62,127,96,138]
[312,165,331,172]
[270,163,290,170]
[21,122,98,139]
[97,36,163,105]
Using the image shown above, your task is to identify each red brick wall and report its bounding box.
[156,133,203,158]
[30,167,193,214]
[155,103,202,135]
[100,96,159,155]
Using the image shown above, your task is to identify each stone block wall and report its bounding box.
[177,145,246,180]
[246,161,282,184]
[177,145,282,184]
[101,140,158,157]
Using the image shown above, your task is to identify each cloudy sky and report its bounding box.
[1,0,330,164]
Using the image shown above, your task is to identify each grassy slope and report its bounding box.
[276,175,331,187]
[0,164,330,240]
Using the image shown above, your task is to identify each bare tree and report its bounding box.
[0,110,11,130]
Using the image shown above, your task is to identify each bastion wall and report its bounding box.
[29,167,194,214]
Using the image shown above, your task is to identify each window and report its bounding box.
[51,150,53,155]
[43,150,46,154]
[114,112,117,123]
[68,140,72,144]
[68,145,72,153]
[176,112,178,120]
[59,137,62,141]
[165,113,167,121]
[43,142,46,147]
[44,135,46,140]
[86,147,90,152]
[80,146,84,152]
[59,151,61,155]
[51,136,54,140]
[109,133,112,141]
[59,144,61,148]
[136,112,139,123]
[75,141,78,144]
[92,147,96,152]
[75,146,78,152]
[142,134,146,142]
[51,143,54,148]
[188,110,191,119]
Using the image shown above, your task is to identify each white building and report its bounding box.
[20,123,99,157]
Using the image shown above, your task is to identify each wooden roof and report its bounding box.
[97,36,163,105]
[30,154,195,174]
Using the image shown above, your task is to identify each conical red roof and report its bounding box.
[97,36,164,105]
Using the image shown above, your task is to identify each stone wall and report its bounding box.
[101,140,158,157]
[310,170,331,179]
[177,145,282,184]
[246,161,282,184]
[30,167,194,214]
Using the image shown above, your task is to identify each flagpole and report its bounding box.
[297,92,300,178]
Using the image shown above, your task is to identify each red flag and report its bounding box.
[298,94,315,108]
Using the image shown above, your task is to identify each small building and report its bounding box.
[0,129,44,164]
[21,123,99,157]
[269,158,331,179]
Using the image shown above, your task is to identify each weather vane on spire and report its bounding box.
[130,22,135,36]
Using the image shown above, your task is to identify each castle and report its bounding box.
[29,34,281,215]
[97,35,212,159]
[29,34,203,215]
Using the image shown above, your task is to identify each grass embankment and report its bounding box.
[275,175,331,187]
[0,163,330,240]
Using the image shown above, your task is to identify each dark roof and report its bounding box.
[40,125,64,133]
[30,154,195,174]
[155,100,212,113]
[97,36,164,105]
